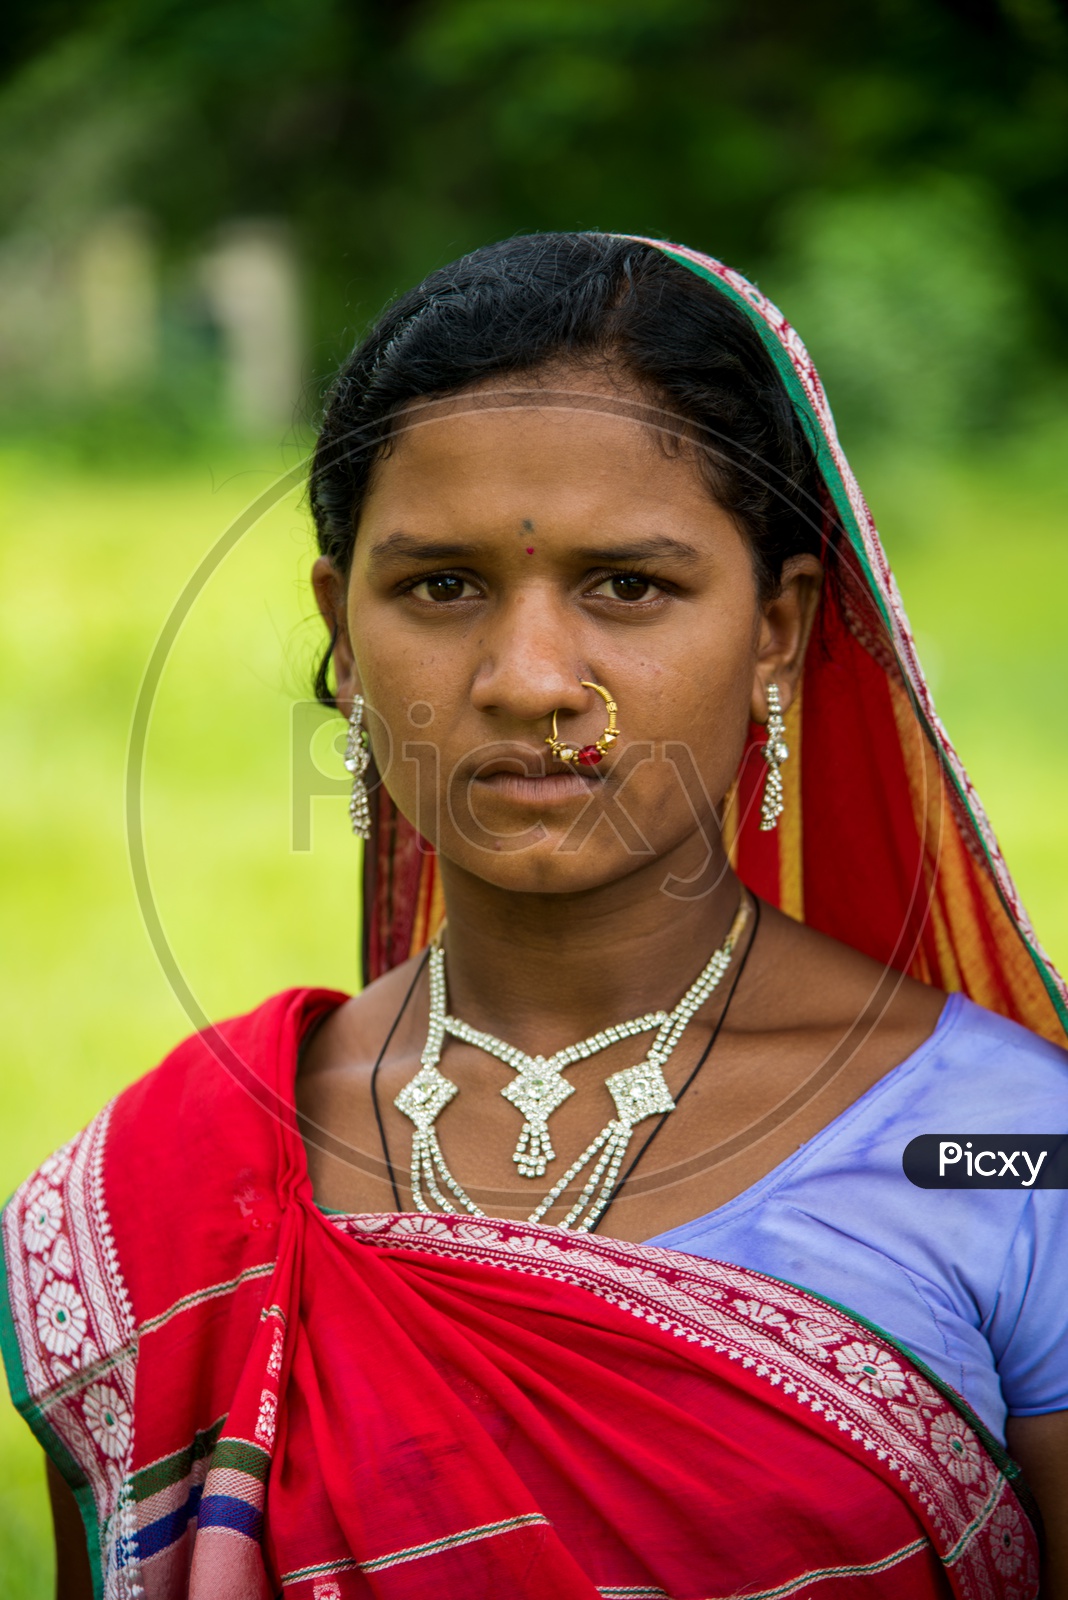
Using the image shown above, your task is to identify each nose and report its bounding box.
[469,590,591,726]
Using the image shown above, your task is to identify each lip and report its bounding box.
[472,768,602,806]
[466,745,605,807]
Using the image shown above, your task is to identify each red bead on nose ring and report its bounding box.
[545,682,619,767]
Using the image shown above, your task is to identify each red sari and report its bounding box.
[0,990,1041,1598]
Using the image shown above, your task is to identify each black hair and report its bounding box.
[310,232,827,705]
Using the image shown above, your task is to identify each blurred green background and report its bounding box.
[2,1,1067,1590]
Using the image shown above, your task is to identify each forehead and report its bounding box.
[359,383,722,534]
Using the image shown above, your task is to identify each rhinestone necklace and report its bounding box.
[395,897,750,1233]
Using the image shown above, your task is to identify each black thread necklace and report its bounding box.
[371,899,761,1226]
[591,895,760,1231]
[369,948,430,1212]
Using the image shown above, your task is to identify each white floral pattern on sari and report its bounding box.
[1,1107,139,1598]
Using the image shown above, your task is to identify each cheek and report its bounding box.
[349,591,440,702]
[348,604,469,814]
[639,600,757,719]
[636,608,757,794]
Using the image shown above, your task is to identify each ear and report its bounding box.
[750,554,823,723]
[311,556,360,710]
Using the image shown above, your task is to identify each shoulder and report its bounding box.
[898,993,1068,1125]
[760,902,1067,1092]
[0,987,341,1569]
[739,902,948,1095]
[736,905,1066,1150]
[3,987,345,1326]
[105,986,349,1258]
[752,902,945,1030]
[108,985,347,1148]
[298,957,427,1087]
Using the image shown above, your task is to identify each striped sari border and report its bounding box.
[139,1261,275,1336]
[702,1537,928,1599]
[281,1513,550,1583]
[598,1589,671,1598]
[130,1414,226,1502]
[34,1262,277,1407]
[281,1557,358,1584]
[361,1512,549,1573]
[281,1532,926,1596]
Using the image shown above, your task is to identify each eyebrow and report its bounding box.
[367,531,703,568]
[367,533,480,569]
[573,536,702,565]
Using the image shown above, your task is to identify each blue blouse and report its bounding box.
[647,993,1068,1442]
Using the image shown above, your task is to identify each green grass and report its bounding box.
[0,445,359,1591]
[1,427,1066,1590]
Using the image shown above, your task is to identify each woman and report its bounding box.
[3,234,1067,1599]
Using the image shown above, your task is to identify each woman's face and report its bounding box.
[316,372,820,897]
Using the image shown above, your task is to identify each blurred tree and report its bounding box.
[0,0,1065,433]
[770,177,1031,448]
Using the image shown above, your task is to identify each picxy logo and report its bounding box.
[902,1136,1068,1189]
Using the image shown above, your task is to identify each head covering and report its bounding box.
[361,238,1067,1045]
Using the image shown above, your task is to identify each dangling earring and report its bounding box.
[759,682,788,832]
[344,694,372,840]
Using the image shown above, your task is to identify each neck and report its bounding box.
[436,840,742,1052]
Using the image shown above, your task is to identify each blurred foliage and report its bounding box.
[769,178,1032,447]
[0,0,1067,443]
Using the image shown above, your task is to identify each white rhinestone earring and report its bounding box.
[759,682,788,832]
[344,694,372,840]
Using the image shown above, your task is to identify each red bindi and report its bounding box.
[525,546,534,554]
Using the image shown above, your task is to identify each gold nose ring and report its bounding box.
[545,681,619,767]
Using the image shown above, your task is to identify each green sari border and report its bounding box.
[0,1199,107,1600]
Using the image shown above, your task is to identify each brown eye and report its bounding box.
[412,574,476,602]
[609,574,652,601]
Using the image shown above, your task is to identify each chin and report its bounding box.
[440,833,657,898]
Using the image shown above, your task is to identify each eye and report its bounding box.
[409,573,479,603]
[590,572,657,602]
